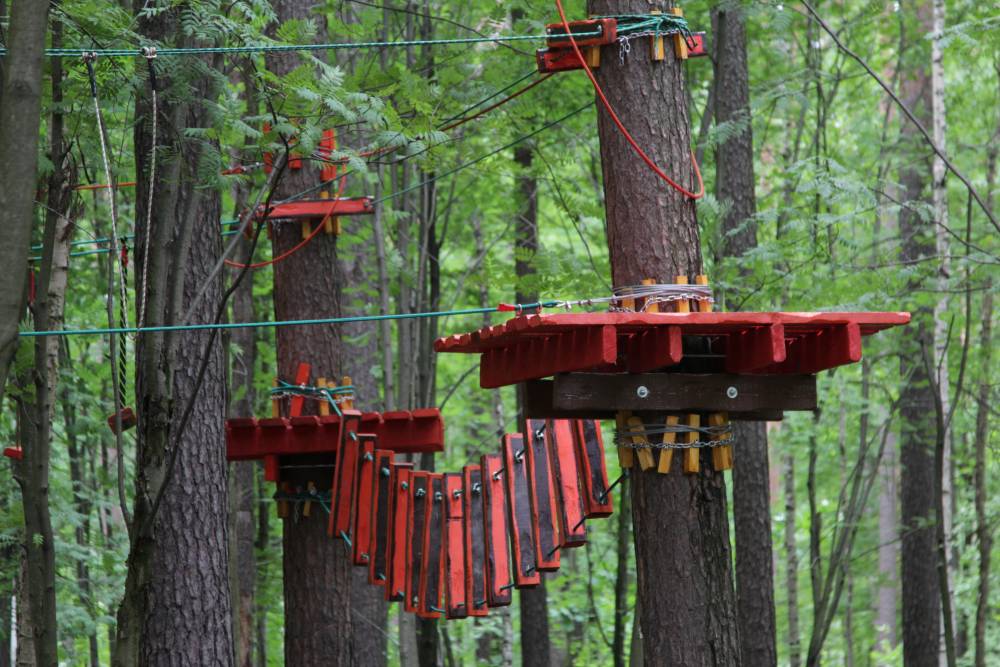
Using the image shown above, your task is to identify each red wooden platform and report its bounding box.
[226,408,444,461]
[434,311,909,388]
[258,197,374,220]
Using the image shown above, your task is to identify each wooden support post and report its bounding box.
[695,274,711,312]
[317,378,330,416]
[277,481,292,518]
[657,415,680,474]
[614,411,635,468]
[671,7,689,59]
[302,481,316,517]
[585,46,601,68]
[650,9,666,61]
[341,375,353,410]
[682,414,700,474]
[709,413,733,471]
[627,415,656,471]
[675,275,690,312]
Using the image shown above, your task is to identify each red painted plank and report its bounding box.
[572,420,613,518]
[263,455,279,483]
[352,435,377,566]
[368,450,395,586]
[725,323,786,373]
[545,18,617,48]
[462,465,488,616]
[481,453,513,607]
[405,472,431,613]
[328,412,363,540]
[288,362,312,418]
[261,197,374,220]
[3,447,23,461]
[479,325,617,388]
[443,473,468,619]
[502,434,540,587]
[546,419,587,548]
[525,419,561,571]
[624,324,682,372]
[385,464,414,602]
[359,409,446,453]
[418,474,445,619]
[770,322,861,374]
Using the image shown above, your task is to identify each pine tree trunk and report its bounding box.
[612,478,632,667]
[0,0,49,401]
[782,451,800,667]
[587,1,740,663]
[897,4,941,662]
[876,429,899,660]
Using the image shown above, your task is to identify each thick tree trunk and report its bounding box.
[898,5,941,663]
[782,451,800,667]
[587,1,740,663]
[0,0,49,401]
[15,558,32,667]
[612,477,632,667]
[114,6,234,665]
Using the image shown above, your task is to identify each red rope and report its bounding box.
[553,0,704,200]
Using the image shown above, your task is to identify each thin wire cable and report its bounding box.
[552,0,704,200]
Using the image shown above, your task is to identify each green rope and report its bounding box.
[270,381,355,417]
[0,32,601,59]
[20,300,561,338]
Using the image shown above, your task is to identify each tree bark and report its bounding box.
[587,1,740,663]
[114,6,234,665]
[898,5,941,664]
[612,477,632,667]
[876,430,899,660]
[782,451,800,667]
[0,0,50,402]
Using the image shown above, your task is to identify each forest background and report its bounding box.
[0,0,997,665]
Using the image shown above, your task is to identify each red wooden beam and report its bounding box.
[502,434,540,588]
[479,325,617,388]
[385,464,413,602]
[525,419,561,571]
[288,362,312,417]
[328,412,363,539]
[546,419,587,548]
[623,324,682,373]
[462,464,488,616]
[482,453,513,607]
[368,450,395,586]
[768,322,861,374]
[405,472,431,613]
[259,197,374,220]
[724,323,786,373]
[572,420,613,518]
[545,18,617,48]
[358,409,445,453]
[3,447,23,461]
[536,47,585,74]
[687,32,708,57]
[443,473,468,619]
[418,474,445,619]
[351,435,377,566]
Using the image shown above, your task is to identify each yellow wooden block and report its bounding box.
[627,416,656,471]
[303,481,316,517]
[301,219,312,240]
[657,415,680,473]
[642,277,658,314]
[615,412,635,468]
[277,482,291,518]
[695,274,711,313]
[317,378,330,416]
[671,7,689,60]
[675,275,690,313]
[650,9,666,61]
[341,375,354,410]
[709,413,733,471]
[585,46,601,68]
[682,414,700,474]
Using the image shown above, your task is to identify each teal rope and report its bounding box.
[270,381,355,417]
[0,32,600,59]
[20,301,561,338]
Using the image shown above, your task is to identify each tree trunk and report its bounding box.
[898,4,941,664]
[876,430,899,661]
[0,0,49,401]
[114,6,234,665]
[612,477,632,667]
[15,557,32,667]
[587,1,740,663]
[782,451,800,667]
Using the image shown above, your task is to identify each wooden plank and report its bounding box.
[709,414,733,471]
[418,474,445,618]
[546,419,587,548]
[627,415,656,471]
[502,434,540,587]
[462,464,489,616]
[443,473,469,619]
[405,472,430,613]
[328,413,362,539]
[385,464,413,602]
[524,419,561,571]
[351,435,377,566]
[573,420,613,517]
[288,362,312,418]
[368,450,395,586]
[657,415,679,474]
[623,325,683,372]
[552,373,817,413]
[481,453,513,607]
[479,325,617,388]
[682,414,700,474]
[724,323,786,373]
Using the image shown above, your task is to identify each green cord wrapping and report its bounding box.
[270,381,355,417]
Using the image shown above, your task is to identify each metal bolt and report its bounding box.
[726,386,739,399]
[636,385,650,399]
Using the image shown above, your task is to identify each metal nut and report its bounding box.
[726,386,739,399]
[636,385,650,399]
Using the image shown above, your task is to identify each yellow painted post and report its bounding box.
[671,7,689,60]
[675,275,690,313]
[682,413,701,474]
[303,481,316,517]
[641,277,658,314]
[317,378,330,417]
[657,415,679,473]
[277,481,292,518]
[695,274,712,313]
[627,416,656,471]
[615,411,635,468]
[341,375,354,410]
[271,377,281,418]
[585,46,601,68]
[650,9,666,61]
[709,413,733,471]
